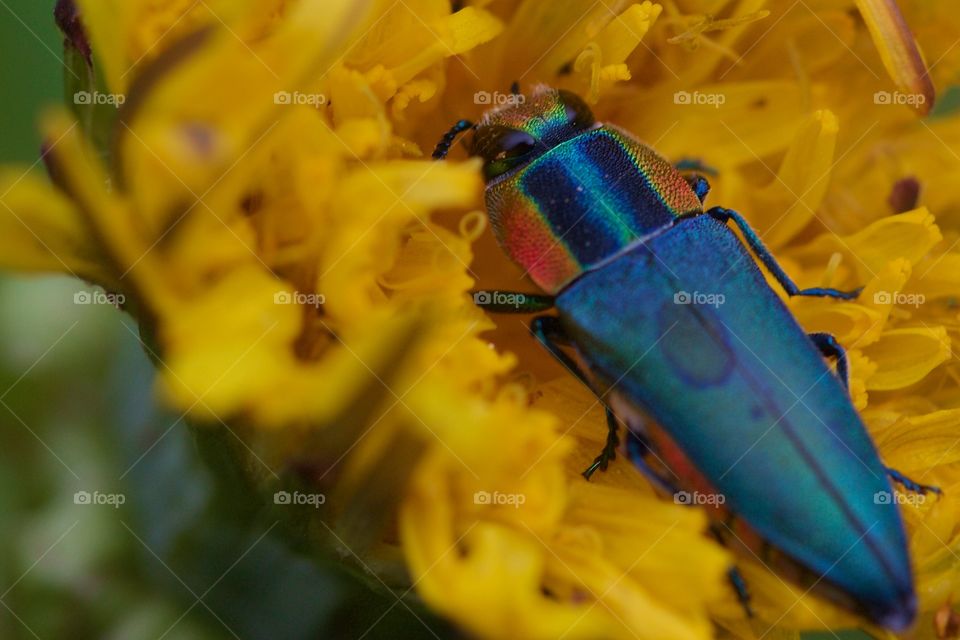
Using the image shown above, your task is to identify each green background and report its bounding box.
[0,2,872,639]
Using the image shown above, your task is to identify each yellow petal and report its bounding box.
[908,253,960,301]
[157,265,302,419]
[320,159,482,321]
[496,1,659,83]
[874,409,960,472]
[568,3,663,101]
[862,326,951,390]
[791,257,912,348]
[855,0,935,114]
[0,168,112,285]
[627,81,818,167]
[789,207,941,283]
[73,0,132,93]
[547,526,717,640]
[859,257,912,315]
[730,562,858,631]
[663,0,769,85]
[563,481,729,616]
[721,10,856,82]
[39,110,174,310]
[400,450,607,640]
[667,10,771,49]
[754,110,838,248]
[117,0,374,228]
[847,349,877,410]
[386,7,503,87]
[791,300,885,347]
[594,4,663,66]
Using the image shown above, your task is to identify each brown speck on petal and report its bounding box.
[182,122,217,158]
[240,192,263,216]
[888,176,921,213]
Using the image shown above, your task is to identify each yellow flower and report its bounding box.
[4,0,960,638]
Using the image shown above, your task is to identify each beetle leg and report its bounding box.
[530,316,623,479]
[886,467,943,496]
[530,315,585,380]
[582,408,620,479]
[627,425,753,620]
[706,207,863,300]
[808,332,850,390]
[727,566,755,618]
[709,526,756,617]
[475,290,555,313]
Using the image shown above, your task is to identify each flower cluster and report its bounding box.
[3,1,960,638]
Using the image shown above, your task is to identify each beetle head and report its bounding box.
[470,86,597,182]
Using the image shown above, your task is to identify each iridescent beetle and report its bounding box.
[433,86,939,631]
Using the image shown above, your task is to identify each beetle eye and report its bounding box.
[494,129,536,158]
[473,127,538,180]
[558,90,595,130]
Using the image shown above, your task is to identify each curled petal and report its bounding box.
[862,326,951,391]
[789,207,941,283]
[753,110,839,249]
[855,0,935,115]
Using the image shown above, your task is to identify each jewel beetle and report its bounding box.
[433,85,939,632]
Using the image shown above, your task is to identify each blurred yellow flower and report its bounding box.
[4,0,960,638]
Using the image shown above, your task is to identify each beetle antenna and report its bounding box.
[432,119,475,160]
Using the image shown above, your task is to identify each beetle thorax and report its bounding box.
[484,125,702,294]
